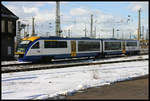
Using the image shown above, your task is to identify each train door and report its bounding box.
[122,41,126,54]
[71,40,76,57]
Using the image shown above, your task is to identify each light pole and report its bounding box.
[112,28,115,38]
[49,22,52,36]
[130,32,132,39]
[83,24,87,37]
[127,15,132,39]
[56,1,61,37]
[94,20,97,38]
[90,14,93,38]
[116,29,120,39]
[137,8,141,41]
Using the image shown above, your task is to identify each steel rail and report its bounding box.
[2,58,148,73]
[1,53,148,67]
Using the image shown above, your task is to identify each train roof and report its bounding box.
[23,36,101,41]
[40,36,101,40]
[102,39,138,41]
[22,36,40,41]
[22,36,139,42]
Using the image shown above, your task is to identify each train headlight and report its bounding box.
[17,48,25,52]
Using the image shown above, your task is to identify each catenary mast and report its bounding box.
[56,1,61,37]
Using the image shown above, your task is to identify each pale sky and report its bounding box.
[2,1,149,39]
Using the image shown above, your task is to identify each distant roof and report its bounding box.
[1,4,19,20]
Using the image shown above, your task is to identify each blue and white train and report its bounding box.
[15,36,140,62]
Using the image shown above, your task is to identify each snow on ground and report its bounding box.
[2,55,148,72]
[1,60,30,65]
[2,59,148,99]
[1,55,148,66]
[92,55,148,63]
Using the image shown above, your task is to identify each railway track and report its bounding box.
[1,52,148,67]
[2,54,148,73]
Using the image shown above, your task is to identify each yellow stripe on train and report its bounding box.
[15,52,24,55]
[22,36,40,41]
[44,40,57,41]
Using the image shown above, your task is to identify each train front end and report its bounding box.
[15,36,40,62]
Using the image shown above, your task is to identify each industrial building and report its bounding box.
[1,4,19,61]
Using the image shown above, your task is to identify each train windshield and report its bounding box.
[17,40,31,53]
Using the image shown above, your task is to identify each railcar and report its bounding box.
[124,39,140,55]
[101,39,140,56]
[102,39,123,56]
[15,36,102,62]
[15,36,140,62]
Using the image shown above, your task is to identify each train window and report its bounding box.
[57,41,67,48]
[44,41,67,48]
[78,41,100,51]
[17,40,31,52]
[45,41,57,48]
[31,42,39,49]
[126,42,137,46]
[105,42,121,50]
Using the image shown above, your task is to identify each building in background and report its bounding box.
[1,4,19,61]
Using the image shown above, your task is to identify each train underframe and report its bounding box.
[17,50,140,63]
